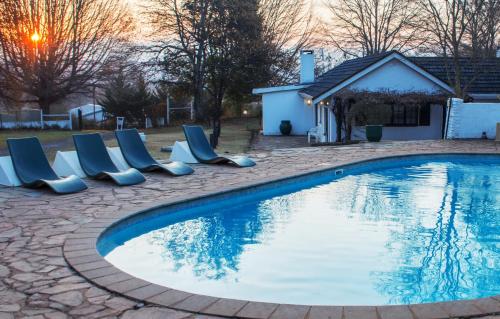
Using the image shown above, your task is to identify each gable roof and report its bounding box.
[300,51,396,99]
[301,51,500,100]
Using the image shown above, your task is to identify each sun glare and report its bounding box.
[31,32,40,42]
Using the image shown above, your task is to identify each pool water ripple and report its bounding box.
[99,155,500,305]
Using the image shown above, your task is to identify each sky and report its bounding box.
[126,0,333,37]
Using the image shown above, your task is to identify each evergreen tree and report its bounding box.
[100,70,157,126]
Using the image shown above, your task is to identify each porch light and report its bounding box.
[243,110,248,116]
[305,98,312,106]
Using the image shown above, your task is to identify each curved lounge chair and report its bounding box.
[73,133,145,186]
[115,129,193,176]
[182,125,256,167]
[7,137,87,194]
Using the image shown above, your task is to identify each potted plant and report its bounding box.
[366,125,383,142]
[280,120,292,135]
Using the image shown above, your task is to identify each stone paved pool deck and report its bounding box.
[1,140,500,319]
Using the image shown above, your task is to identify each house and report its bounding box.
[253,50,500,142]
[69,104,105,122]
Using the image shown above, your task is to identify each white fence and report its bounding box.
[0,109,72,130]
[445,98,500,139]
[42,113,72,130]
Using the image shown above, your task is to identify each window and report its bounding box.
[391,105,406,125]
[354,103,433,127]
[419,104,431,126]
[387,104,430,127]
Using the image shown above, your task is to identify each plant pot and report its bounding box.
[366,125,383,142]
[280,120,292,135]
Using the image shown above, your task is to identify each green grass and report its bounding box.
[0,117,260,161]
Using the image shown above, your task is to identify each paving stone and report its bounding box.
[12,273,46,282]
[308,306,343,319]
[439,300,485,317]
[9,260,36,272]
[343,306,378,319]
[410,303,449,319]
[269,304,310,319]
[49,291,84,306]
[106,278,150,294]
[121,307,191,319]
[40,283,91,294]
[85,287,109,298]
[147,290,193,307]
[236,301,279,319]
[172,294,219,312]
[0,265,9,277]
[45,311,68,319]
[472,298,500,313]
[203,298,248,317]
[126,284,169,300]
[0,140,499,319]
[0,304,20,312]
[68,304,106,316]
[377,305,413,319]
[104,297,136,312]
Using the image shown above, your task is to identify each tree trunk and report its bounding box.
[39,100,51,114]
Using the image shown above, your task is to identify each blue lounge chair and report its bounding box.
[182,125,256,167]
[7,137,87,194]
[73,133,145,186]
[115,129,193,176]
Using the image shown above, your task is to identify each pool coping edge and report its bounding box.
[63,151,500,319]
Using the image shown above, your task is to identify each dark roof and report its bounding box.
[301,51,500,99]
[300,51,397,98]
[409,57,500,94]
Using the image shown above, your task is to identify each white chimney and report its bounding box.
[300,50,315,84]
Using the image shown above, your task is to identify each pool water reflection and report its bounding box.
[99,155,500,305]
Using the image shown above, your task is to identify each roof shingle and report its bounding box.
[300,52,500,99]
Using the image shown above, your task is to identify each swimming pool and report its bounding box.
[98,154,500,306]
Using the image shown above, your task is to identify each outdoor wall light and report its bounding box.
[243,110,248,115]
[305,99,312,106]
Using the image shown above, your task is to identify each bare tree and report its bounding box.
[323,0,423,57]
[146,0,314,119]
[419,0,500,97]
[0,0,133,113]
[465,0,500,58]
[146,0,211,119]
[420,0,468,96]
[258,0,316,84]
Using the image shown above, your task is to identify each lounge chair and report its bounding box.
[73,133,145,186]
[7,137,87,194]
[182,125,256,167]
[115,129,194,176]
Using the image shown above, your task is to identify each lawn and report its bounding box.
[0,117,260,161]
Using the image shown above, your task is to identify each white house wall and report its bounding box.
[447,98,500,139]
[262,89,314,135]
[347,59,443,93]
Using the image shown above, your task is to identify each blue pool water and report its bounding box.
[99,154,500,305]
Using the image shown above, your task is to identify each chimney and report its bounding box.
[300,50,315,84]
